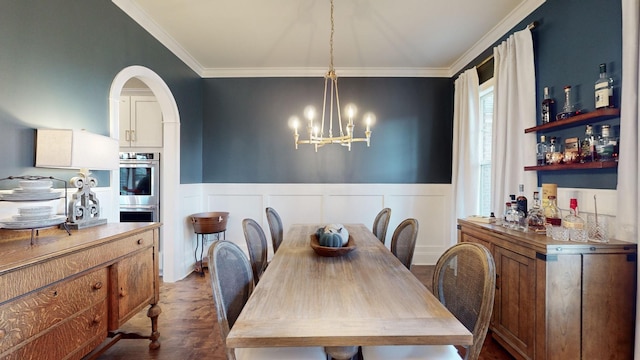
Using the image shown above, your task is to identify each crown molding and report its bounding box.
[114,0,544,79]
[448,0,546,77]
[200,67,451,78]
[112,0,206,76]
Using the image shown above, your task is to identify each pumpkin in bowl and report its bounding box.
[315,224,349,248]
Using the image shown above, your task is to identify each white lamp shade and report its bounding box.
[35,129,119,170]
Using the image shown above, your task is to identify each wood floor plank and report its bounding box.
[96,265,514,360]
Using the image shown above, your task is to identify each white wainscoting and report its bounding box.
[172,183,454,281]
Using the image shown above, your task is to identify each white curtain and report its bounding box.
[491,28,537,217]
[618,0,640,357]
[451,68,480,244]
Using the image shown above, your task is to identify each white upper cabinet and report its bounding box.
[120,95,163,148]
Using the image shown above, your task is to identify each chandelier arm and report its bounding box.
[321,76,329,137]
[329,76,335,137]
[334,77,344,137]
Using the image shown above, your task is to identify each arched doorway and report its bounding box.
[109,66,182,282]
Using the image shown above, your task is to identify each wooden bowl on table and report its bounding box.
[310,234,355,257]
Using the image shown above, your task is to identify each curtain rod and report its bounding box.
[476,21,539,68]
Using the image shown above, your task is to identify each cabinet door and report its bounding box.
[110,247,155,329]
[131,96,163,147]
[582,253,635,359]
[119,96,132,147]
[493,246,535,360]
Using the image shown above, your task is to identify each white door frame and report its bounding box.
[109,65,182,282]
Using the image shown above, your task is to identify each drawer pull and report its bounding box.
[93,282,103,290]
[137,238,143,245]
[120,288,127,297]
[92,315,101,324]
[0,329,5,339]
[53,290,59,297]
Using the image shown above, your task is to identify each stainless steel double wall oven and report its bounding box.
[119,152,160,222]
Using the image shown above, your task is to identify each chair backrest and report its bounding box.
[242,218,269,284]
[390,218,419,269]
[372,208,392,244]
[207,240,255,360]
[432,242,496,360]
[265,207,283,253]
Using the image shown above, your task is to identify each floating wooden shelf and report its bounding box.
[524,108,620,133]
[524,161,618,171]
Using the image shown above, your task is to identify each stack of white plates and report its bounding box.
[1,206,66,229]
[0,180,60,201]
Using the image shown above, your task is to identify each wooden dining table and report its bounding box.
[226,223,472,359]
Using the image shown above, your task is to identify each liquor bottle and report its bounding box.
[547,136,562,164]
[541,87,555,124]
[516,184,528,217]
[526,191,546,232]
[536,135,548,166]
[508,195,525,230]
[556,85,576,121]
[579,125,596,162]
[502,202,512,228]
[595,124,617,161]
[543,195,562,226]
[595,63,614,109]
[563,198,586,242]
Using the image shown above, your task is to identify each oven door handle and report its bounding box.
[119,161,157,167]
[120,205,158,210]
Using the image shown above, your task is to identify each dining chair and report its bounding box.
[390,218,419,269]
[207,241,327,360]
[242,218,269,285]
[372,208,391,244]
[362,242,496,360]
[265,207,283,253]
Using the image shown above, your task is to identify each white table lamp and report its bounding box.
[35,129,119,229]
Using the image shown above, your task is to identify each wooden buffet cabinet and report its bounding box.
[0,222,161,359]
[458,219,636,360]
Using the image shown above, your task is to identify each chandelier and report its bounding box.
[289,0,374,152]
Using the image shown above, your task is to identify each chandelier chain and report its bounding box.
[329,0,334,72]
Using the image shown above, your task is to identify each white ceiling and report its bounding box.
[112,0,544,78]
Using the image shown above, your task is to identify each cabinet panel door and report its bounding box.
[113,247,155,328]
[582,253,635,359]
[544,254,582,360]
[131,96,163,147]
[119,96,132,147]
[494,246,535,360]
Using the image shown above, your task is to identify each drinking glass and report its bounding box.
[587,215,609,243]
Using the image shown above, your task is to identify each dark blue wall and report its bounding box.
[0,0,622,188]
[202,77,453,183]
[0,0,203,185]
[531,0,621,189]
[462,0,621,189]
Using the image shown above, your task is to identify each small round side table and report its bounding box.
[190,212,229,275]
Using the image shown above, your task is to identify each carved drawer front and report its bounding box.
[0,298,107,360]
[0,267,108,354]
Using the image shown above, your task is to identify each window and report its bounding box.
[479,79,494,216]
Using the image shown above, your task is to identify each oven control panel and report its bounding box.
[119,152,159,160]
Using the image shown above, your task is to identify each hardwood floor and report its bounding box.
[96,265,514,360]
